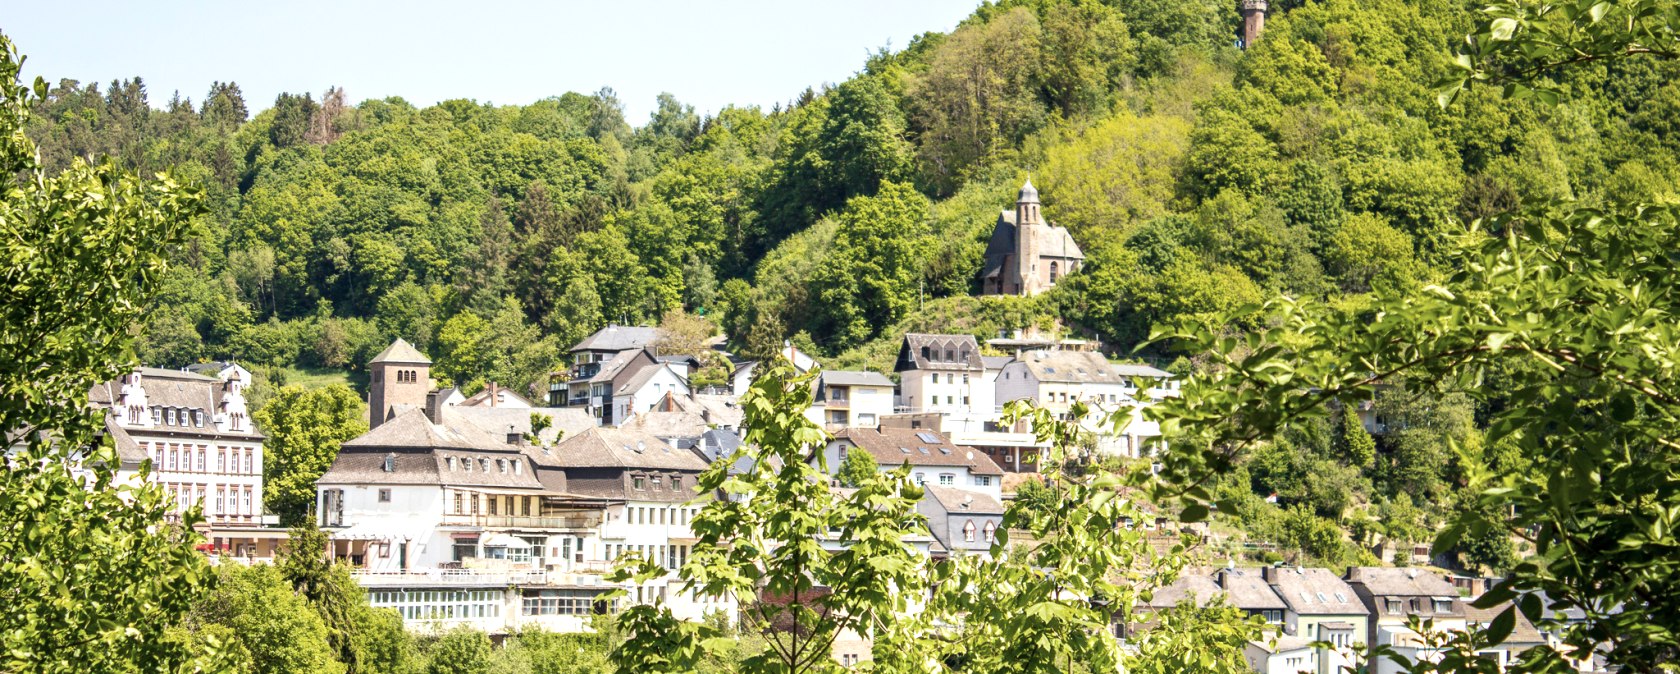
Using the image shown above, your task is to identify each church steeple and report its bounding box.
[1016,178,1042,226]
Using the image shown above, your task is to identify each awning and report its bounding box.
[331,517,432,542]
[481,533,532,548]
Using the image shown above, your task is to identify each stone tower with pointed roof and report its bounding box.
[980,179,1084,297]
[368,338,432,429]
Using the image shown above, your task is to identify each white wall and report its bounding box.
[820,440,1002,500]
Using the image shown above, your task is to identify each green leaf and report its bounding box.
[1489,17,1519,40]
[1180,503,1209,523]
[1485,605,1516,645]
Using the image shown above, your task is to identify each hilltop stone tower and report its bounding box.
[368,338,432,429]
[1240,0,1269,48]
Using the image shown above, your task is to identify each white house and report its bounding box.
[89,366,277,558]
[996,351,1174,458]
[611,363,692,425]
[895,334,994,425]
[1263,566,1369,674]
[819,427,1004,500]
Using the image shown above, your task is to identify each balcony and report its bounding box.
[351,568,548,587]
[572,363,602,379]
[440,513,602,530]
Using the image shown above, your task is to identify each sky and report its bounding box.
[3,0,981,124]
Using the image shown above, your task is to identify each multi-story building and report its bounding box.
[818,427,1004,500]
[916,485,1004,558]
[561,325,660,424]
[807,370,895,430]
[89,366,277,558]
[997,350,1175,458]
[1263,566,1369,673]
[895,334,990,421]
[321,339,732,634]
[1345,567,1467,674]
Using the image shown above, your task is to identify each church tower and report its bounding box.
[367,338,432,429]
[1013,179,1044,295]
[1240,0,1268,48]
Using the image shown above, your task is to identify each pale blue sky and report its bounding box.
[2,0,981,123]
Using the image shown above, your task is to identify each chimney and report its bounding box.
[488,382,499,408]
[1262,565,1276,583]
[1240,0,1268,48]
[506,424,524,446]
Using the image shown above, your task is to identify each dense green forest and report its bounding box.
[25,0,1680,573]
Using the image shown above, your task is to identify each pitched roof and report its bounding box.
[981,356,1014,370]
[1147,567,1287,611]
[832,427,1003,475]
[897,334,984,372]
[570,324,660,353]
[1344,567,1460,597]
[317,446,544,489]
[924,485,1005,515]
[592,349,651,384]
[1265,567,1367,616]
[622,410,709,440]
[980,210,1085,279]
[102,416,147,468]
[1466,603,1546,645]
[1111,363,1174,379]
[533,427,708,471]
[370,338,432,365]
[443,406,595,447]
[617,363,683,396]
[1013,350,1120,384]
[821,370,895,388]
[343,408,487,450]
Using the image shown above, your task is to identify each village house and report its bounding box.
[996,350,1174,457]
[1263,565,1369,673]
[818,427,1004,500]
[916,485,1004,558]
[806,370,896,430]
[89,365,278,558]
[1345,566,1468,674]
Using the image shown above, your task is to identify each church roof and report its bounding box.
[1018,178,1039,203]
[979,210,1084,279]
[370,338,431,365]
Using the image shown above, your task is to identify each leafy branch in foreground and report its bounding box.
[1437,0,1680,105]
[0,31,216,674]
[1146,200,1680,671]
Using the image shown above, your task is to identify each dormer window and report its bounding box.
[447,457,457,471]
[152,408,162,425]
[497,459,506,473]
[513,461,522,475]
[633,476,646,490]
[963,520,976,542]
[166,409,177,426]
[921,346,931,361]
[463,458,473,473]
[382,454,396,472]
[480,458,490,472]
[651,476,663,491]
[193,410,204,427]
[983,521,996,543]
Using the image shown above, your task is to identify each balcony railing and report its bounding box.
[440,513,602,529]
[351,568,548,587]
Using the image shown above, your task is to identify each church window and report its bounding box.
[1050,261,1060,283]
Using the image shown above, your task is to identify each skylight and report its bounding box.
[916,432,941,443]
[917,447,930,455]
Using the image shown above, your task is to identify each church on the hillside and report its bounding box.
[979,179,1084,297]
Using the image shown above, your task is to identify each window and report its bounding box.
[1385,599,1402,615]
[672,475,683,490]
[246,449,254,473]
[193,410,203,427]
[167,409,177,425]
[1050,261,1060,282]
[166,447,177,470]
[921,346,930,361]
[963,520,976,542]
[914,473,926,485]
[962,374,970,384]
[215,488,224,514]
[196,448,205,471]
[447,457,457,471]
[1433,599,1454,613]
[975,475,992,487]
[513,461,522,475]
[522,497,532,516]
[217,449,225,473]
[378,489,392,503]
[471,494,480,514]
[243,488,252,516]
[152,408,162,425]
[463,458,472,473]
[945,349,954,360]
[454,492,463,514]
[983,520,996,543]
[488,497,498,515]
[497,459,506,473]
[480,458,490,472]
[938,474,955,486]
[633,476,646,490]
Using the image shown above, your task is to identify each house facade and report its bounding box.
[89,366,277,558]
[1264,566,1369,673]
[1345,567,1467,674]
[807,370,896,430]
[916,485,1004,558]
[819,427,1004,500]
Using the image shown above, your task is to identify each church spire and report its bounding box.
[1016,178,1042,225]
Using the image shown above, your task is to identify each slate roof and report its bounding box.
[1111,363,1174,379]
[1147,567,1288,612]
[369,338,432,364]
[981,356,1014,370]
[1013,350,1121,384]
[317,446,544,490]
[570,325,659,353]
[102,416,147,468]
[831,427,1003,475]
[821,370,895,388]
[692,394,744,428]
[617,363,681,397]
[343,408,491,450]
[1265,567,1367,616]
[591,349,650,384]
[88,367,262,439]
[445,406,595,447]
[897,334,984,372]
[980,209,1085,280]
[532,427,708,471]
[924,485,1005,515]
[1345,567,1460,597]
[1466,604,1546,645]
[623,410,709,440]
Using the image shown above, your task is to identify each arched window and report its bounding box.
[963,520,977,543]
[1049,261,1060,283]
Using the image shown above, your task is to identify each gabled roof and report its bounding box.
[617,363,685,397]
[343,408,484,450]
[1146,567,1287,612]
[1265,567,1367,616]
[897,334,984,372]
[821,370,895,388]
[370,338,431,365]
[981,356,1014,371]
[1011,350,1120,384]
[102,416,147,469]
[924,485,1005,515]
[593,349,653,384]
[831,427,1003,475]
[1466,603,1546,645]
[534,427,708,471]
[1344,567,1460,597]
[1111,363,1174,379]
[570,324,660,353]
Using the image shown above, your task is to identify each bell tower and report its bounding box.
[1013,178,1043,296]
[368,338,432,429]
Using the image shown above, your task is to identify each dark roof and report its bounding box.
[1265,567,1367,616]
[88,368,263,440]
[593,349,653,384]
[343,408,490,450]
[981,356,1014,370]
[821,370,895,388]
[1147,567,1287,612]
[102,416,147,469]
[317,446,544,490]
[1345,567,1460,597]
[896,334,984,372]
[924,485,1005,515]
[532,427,708,472]
[570,325,659,353]
[1466,604,1546,645]
[369,338,431,365]
[980,209,1085,280]
[831,428,1003,475]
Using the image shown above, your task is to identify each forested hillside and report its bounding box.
[25,0,1680,572]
